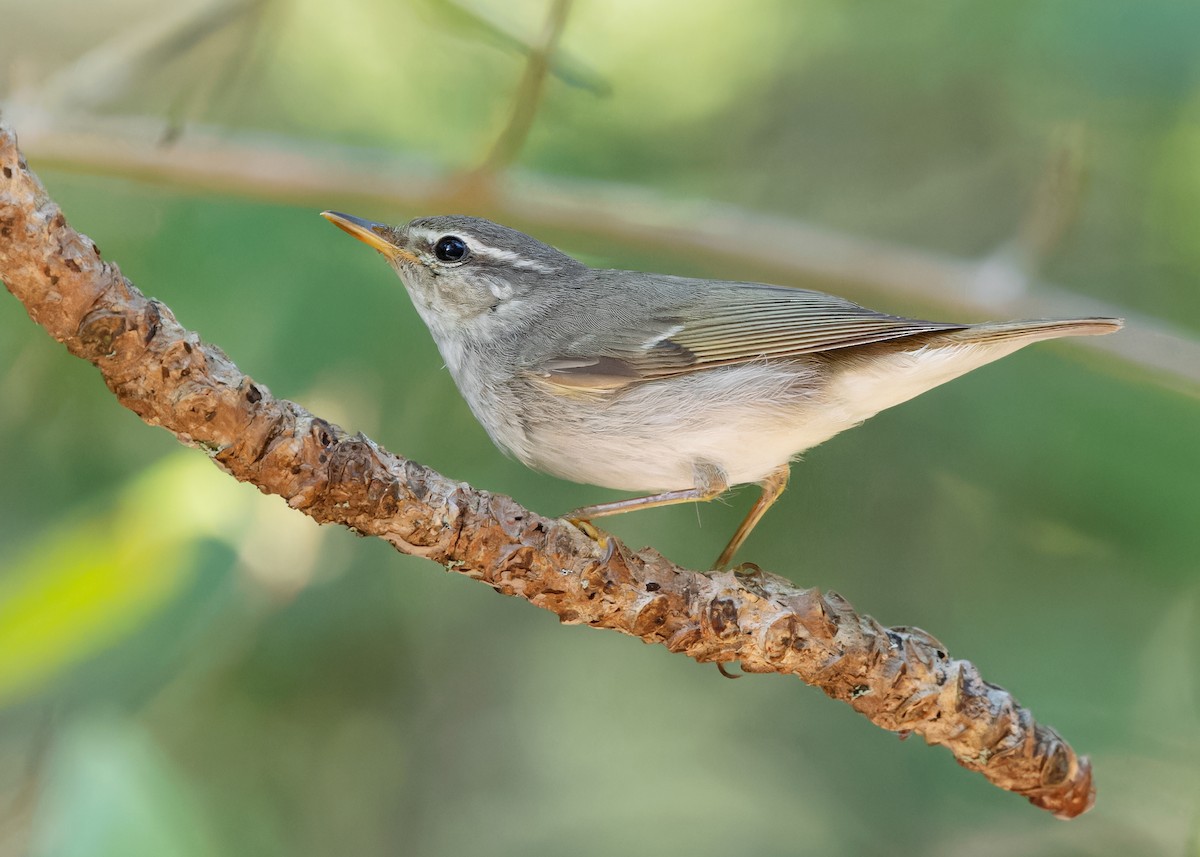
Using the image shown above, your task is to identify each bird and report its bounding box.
[322,211,1123,569]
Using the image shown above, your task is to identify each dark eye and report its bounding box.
[434,235,468,262]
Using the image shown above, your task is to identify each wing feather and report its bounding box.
[534,280,966,390]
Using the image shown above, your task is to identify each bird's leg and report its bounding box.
[713,464,790,571]
[567,463,729,552]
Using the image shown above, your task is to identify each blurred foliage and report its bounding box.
[2,1,1199,856]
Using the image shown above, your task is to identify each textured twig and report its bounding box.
[0,120,1093,818]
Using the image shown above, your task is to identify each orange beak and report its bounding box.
[321,211,419,263]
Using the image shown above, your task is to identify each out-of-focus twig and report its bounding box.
[9,0,262,125]
[160,0,273,144]
[425,0,609,95]
[1017,123,1089,269]
[0,120,1095,818]
[973,124,1090,307]
[474,0,573,176]
[0,712,53,857]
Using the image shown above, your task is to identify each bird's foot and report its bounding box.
[716,662,743,679]
[566,516,616,563]
[730,561,764,579]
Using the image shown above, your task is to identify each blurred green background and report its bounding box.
[2,1,1199,855]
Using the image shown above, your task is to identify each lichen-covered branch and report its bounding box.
[0,120,1093,818]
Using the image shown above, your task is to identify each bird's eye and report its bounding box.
[434,235,468,262]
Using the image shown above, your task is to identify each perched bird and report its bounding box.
[323,211,1122,568]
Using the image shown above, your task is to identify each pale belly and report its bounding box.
[515,361,842,491]
[507,339,1025,493]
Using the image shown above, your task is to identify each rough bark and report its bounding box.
[0,120,1093,818]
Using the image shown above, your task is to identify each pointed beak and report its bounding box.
[321,211,418,263]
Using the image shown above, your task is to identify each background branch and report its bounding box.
[1,119,1093,817]
[4,110,1194,396]
[473,0,574,176]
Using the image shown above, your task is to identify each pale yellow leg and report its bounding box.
[713,464,790,570]
[567,463,728,548]
[569,485,723,520]
[568,463,790,572]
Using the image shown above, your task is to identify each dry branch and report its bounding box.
[0,120,1093,818]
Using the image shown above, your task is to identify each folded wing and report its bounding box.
[535,281,966,391]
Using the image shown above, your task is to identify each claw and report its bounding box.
[568,516,615,562]
[716,662,743,680]
[732,561,763,579]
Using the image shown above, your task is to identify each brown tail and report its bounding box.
[946,317,1124,346]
